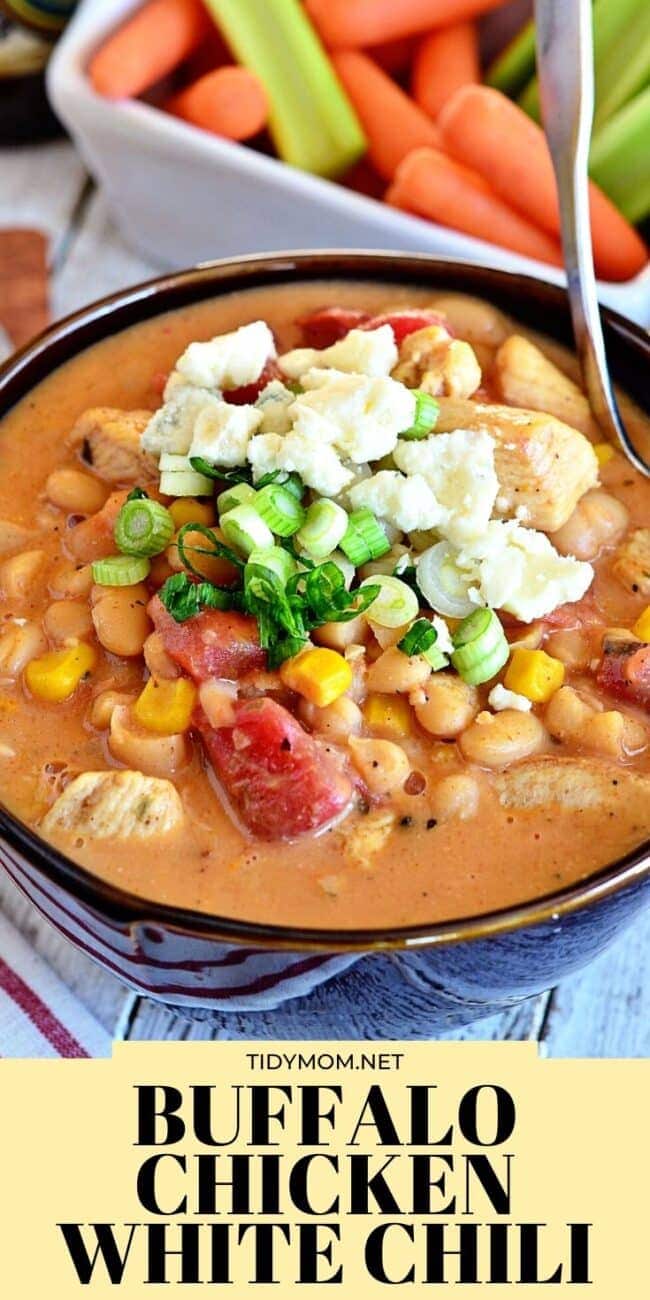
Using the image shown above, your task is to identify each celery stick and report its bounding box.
[518,74,541,122]
[590,87,650,224]
[203,0,366,178]
[486,20,536,96]
[591,0,650,127]
[519,0,649,128]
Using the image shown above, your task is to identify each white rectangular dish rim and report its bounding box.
[48,0,649,325]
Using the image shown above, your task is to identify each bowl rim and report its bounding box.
[0,248,648,953]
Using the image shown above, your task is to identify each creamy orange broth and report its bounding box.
[0,281,648,929]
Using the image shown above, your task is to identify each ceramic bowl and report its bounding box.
[0,252,648,1033]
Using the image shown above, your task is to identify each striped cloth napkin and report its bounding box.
[0,912,111,1058]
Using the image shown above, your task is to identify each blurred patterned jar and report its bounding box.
[0,1,77,142]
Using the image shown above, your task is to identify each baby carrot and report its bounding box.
[412,23,480,120]
[332,51,441,181]
[89,0,208,100]
[305,0,505,49]
[167,67,269,141]
[387,147,564,267]
[438,85,648,282]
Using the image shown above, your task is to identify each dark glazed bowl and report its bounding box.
[0,252,648,1035]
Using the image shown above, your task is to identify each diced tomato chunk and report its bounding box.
[543,594,603,631]
[297,305,451,351]
[149,595,265,682]
[596,640,650,710]
[297,307,370,348]
[223,359,281,406]
[197,697,353,839]
[361,309,451,343]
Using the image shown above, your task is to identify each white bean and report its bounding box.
[366,645,431,694]
[430,773,480,822]
[91,583,151,657]
[45,467,109,515]
[0,621,46,677]
[299,695,363,739]
[0,549,47,601]
[109,704,190,776]
[198,679,237,729]
[545,686,593,741]
[550,490,628,560]
[90,690,136,730]
[43,600,94,646]
[143,632,179,680]
[459,709,547,768]
[348,737,411,796]
[411,674,479,738]
[48,561,93,600]
[313,616,369,651]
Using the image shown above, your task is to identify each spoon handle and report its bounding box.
[535,0,649,476]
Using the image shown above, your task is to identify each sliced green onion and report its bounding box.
[361,575,419,629]
[91,555,151,586]
[399,390,439,441]
[159,453,214,497]
[398,617,448,669]
[340,508,390,566]
[296,499,348,559]
[246,545,296,588]
[189,456,249,483]
[451,608,509,685]
[159,572,234,622]
[217,481,257,516]
[176,522,244,580]
[326,550,355,589]
[256,469,304,500]
[416,541,477,618]
[424,644,449,671]
[254,484,306,537]
[114,498,174,558]
[221,503,274,556]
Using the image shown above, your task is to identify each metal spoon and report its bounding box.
[535,0,650,476]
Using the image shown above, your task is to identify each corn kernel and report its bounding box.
[593,442,615,468]
[169,498,215,530]
[504,647,565,704]
[133,676,197,735]
[280,647,352,708]
[363,692,412,738]
[632,606,650,643]
[24,643,96,702]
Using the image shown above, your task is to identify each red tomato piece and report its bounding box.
[361,309,451,343]
[596,641,650,711]
[543,594,603,631]
[198,697,353,839]
[296,306,370,347]
[149,595,265,682]
[223,359,281,406]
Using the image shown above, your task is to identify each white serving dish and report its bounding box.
[49,0,649,324]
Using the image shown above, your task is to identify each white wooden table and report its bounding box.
[1,140,648,1054]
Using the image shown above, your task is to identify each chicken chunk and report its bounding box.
[392,325,481,400]
[612,528,650,598]
[434,398,598,531]
[41,770,183,839]
[495,755,650,826]
[495,335,600,441]
[70,408,157,484]
[343,809,397,871]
